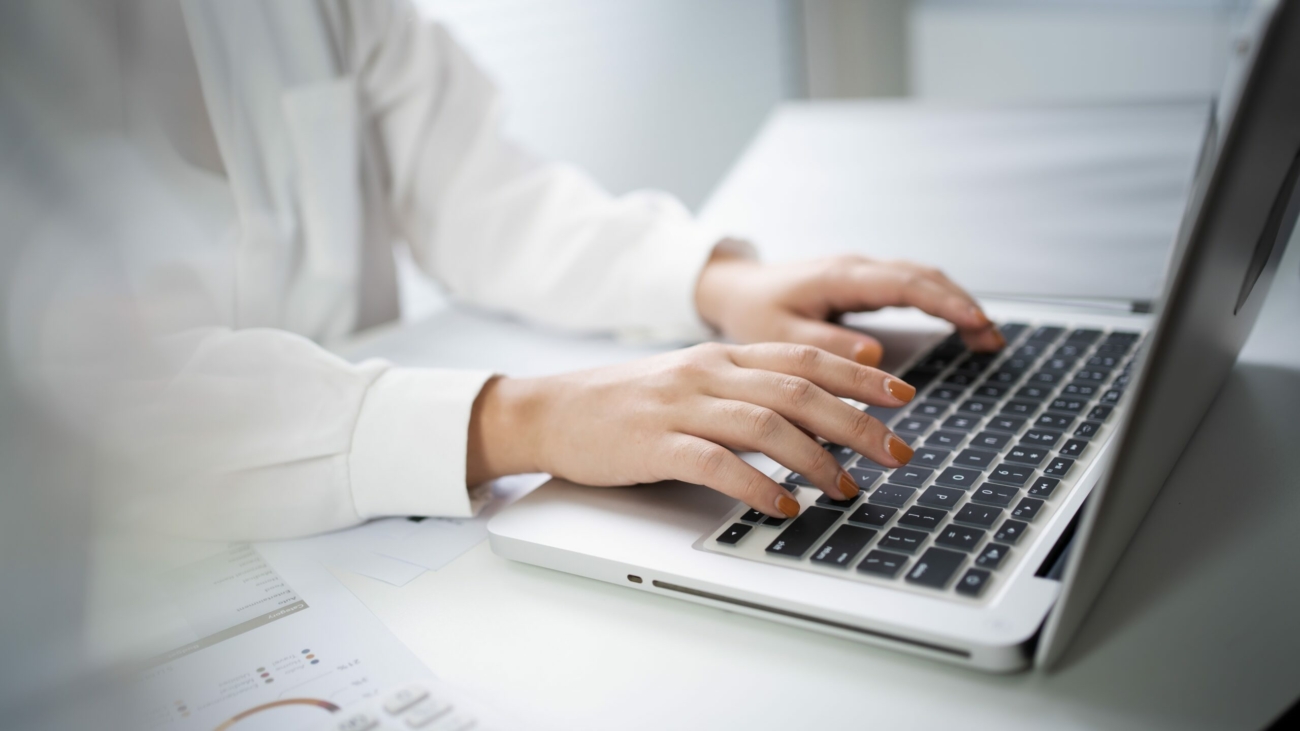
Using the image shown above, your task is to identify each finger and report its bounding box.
[684,399,858,500]
[704,366,915,470]
[728,342,915,408]
[665,434,801,518]
[773,313,884,367]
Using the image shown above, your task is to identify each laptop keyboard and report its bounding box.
[700,322,1144,600]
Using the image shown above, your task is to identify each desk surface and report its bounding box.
[338,102,1300,731]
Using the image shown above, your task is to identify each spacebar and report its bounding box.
[766,507,841,558]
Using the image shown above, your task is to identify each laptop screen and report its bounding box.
[1038,0,1300,668]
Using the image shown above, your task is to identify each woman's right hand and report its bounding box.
[466,342,918,519]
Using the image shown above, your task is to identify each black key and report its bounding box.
[763,516,788,527]
[928,385,965,402]
[1073,368,1110,383]
[1059,439,1087,458]
[1049,397,1087,414]
[889,466,933,488]
[766,507,842,557]
[847,503,897,527]
[899,506,947,531]
[1000,322,1029,340]
[925,430,965,449]
[740,508,766,523]
[857,550,908,578]
[1030,326,1064,342]
[1087,354,1121,369]
[954,503,1002,528]
[970,430,1011,451]
[1028,369,1064,385]
[902,368,941,388]
[847,468,884,490]
[956,568,993,597]
[935,466,981,489]
[942,371,979,387]
[935,525,986,552]
[954,448,997,469]
[918,353,960,371]
[971,482,1018,507]
[1096,342,1130,355]
[905,547,966,588]
[986,415,1028,434]
[1013,343,1046,359]
[1035,413,1076,431]
[1002,355,1037,371]
[958,398,998,416]
[910,400,950,419]
[717,523,752,544]
[1011,497,1045,521]
[787,472,813,486]
[1022,428,1063,447]
[1054,342,1085,358]
[879,527,928,554]
[910,448,949,470]
[1015,385,1053,401]
[1087,405,1114,421]
[1113,374,1132,389]
[941,369,977,387]
[823,443,859,465]
[1027,476,1060,498]
[987,369,1023,385]
[1100,388,1123,405]
[1000,399,1038,416]
[956,352,998,373]
[994,520,1028,545]
[1004,444,1048,466]
[1066,328,1103,343]
[862,404,904,427]
[896,416,935,435]
[988,463,1033,486]
[975,542,1011,569]
[810,525,877,568]
[868,484,915,507]
[1060,381,1101,398]
[918,485,965,510]
[942,414,981,432]
[1043,457,1075,477]
[1042,356,1076,372]
[816,491,862,509]
[1074,420,1102,439]
[972,383,1008,400]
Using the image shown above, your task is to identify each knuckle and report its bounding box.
[746,407,783,440]
[849,363,875,391]
[738,473,770,502]
[807,446,837,477]
[687,442,730,478]
[787,344,821,369]
[846,410,878,443]
[778,375,816,408]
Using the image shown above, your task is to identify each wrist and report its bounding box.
[466,376,548,485]
[694,245,759,334]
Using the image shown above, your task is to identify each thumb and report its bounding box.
[778,315,884,367]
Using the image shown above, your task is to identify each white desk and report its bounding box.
[337,102,1300,731]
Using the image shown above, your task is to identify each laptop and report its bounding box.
[488,0,1300,672]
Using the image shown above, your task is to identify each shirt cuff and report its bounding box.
[349,365,496,519]
[618,223,757,344]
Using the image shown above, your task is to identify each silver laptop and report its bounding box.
[488,0,1300,672]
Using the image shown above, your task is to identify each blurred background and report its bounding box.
[397,0,1253,317]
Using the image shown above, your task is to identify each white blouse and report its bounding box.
[103,0,734,540]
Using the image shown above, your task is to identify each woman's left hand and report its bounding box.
[694,249,1005,366]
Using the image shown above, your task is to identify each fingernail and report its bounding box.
[852,340,883,367]
[884,377,916,403]
[838,470,860,499]
[886,434,914,465]
[776,493,800,518]
[968,305,991,327]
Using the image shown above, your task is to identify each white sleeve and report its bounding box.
[348,0,749,342]
[102,327,494,541]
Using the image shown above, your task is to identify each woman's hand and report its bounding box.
[467,343,918,519]
[694,250,1005,366]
